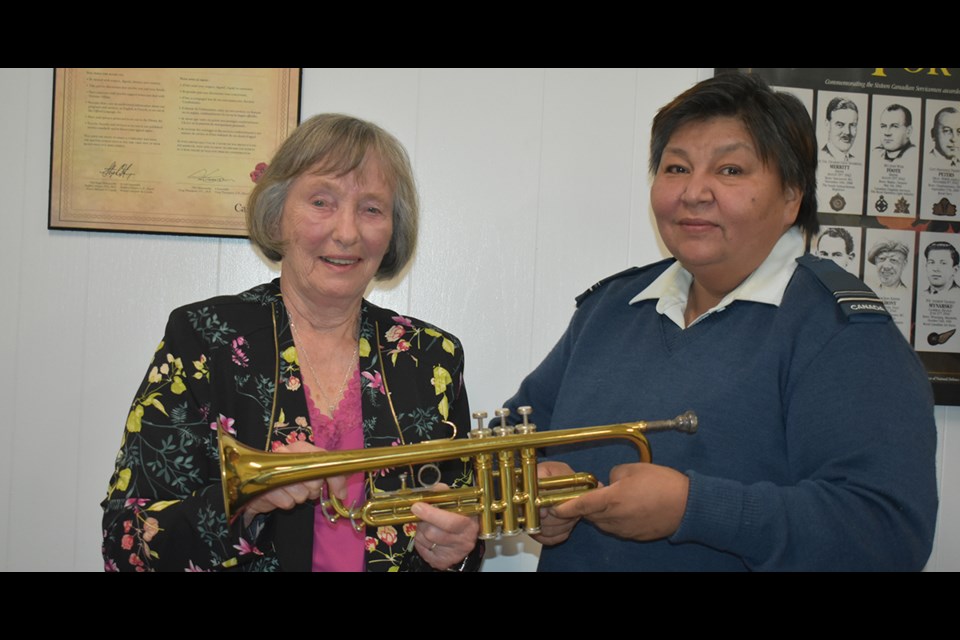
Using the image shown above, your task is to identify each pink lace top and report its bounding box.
[304,368,365,572]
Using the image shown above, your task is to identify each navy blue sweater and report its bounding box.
[504,258,938,571]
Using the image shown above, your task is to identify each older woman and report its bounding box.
[503,73,938,571]
[102,114,481,572]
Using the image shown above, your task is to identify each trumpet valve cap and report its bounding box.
[471,411,488,431]
[517,406,535,430]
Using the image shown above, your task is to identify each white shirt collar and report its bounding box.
[630,227,805,329]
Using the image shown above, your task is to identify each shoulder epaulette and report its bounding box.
[796,254,890,321]
[575,259,674,308]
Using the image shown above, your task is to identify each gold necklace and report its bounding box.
[289,318,359,415]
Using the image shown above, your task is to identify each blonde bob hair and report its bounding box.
[246,113,419,280]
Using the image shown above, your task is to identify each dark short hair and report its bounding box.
[925,241,959,267]
[933,106,959,136]
[818,227,855,254]
[650,72,819,236]
[868,240,909,265]
[246,113,419,280]
[883,104,913,127]
[825,97,859,121]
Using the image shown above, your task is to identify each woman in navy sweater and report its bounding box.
[504,72,938,571]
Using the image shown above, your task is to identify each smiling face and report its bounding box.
[879,109,912,152]
[651,116,801,294]
[875,251,906,287]
[827,108,859,153]
[279,154,394,308]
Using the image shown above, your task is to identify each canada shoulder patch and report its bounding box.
[796,254,890,322]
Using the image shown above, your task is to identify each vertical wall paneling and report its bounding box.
[409,69,546,412]
[932,407,957,570]
[627,68,701,267]
[300,68,422,316]
[531,68,643,366]
[218,238,279,297]
[411,69,549,570]
[0,68,31,568]
[9,69,86,569]
[78,232,225,569]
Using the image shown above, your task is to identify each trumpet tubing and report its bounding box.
[219,409,697,538]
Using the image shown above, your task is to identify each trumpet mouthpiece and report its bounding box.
[676,410,698,434]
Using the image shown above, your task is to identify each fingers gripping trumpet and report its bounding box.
[218,407,698,539]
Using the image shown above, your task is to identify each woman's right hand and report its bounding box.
[241,441,347,528]
[529,461,583,546]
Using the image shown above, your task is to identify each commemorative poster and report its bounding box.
[724,68,960,404]
[49,68,301,237]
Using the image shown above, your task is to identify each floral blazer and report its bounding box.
[102,279,473,572]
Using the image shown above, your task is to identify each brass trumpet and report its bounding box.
[219,407,697,539]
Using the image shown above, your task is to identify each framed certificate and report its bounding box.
[49,68,301,237]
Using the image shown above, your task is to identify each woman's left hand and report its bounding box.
[410,485,480,570]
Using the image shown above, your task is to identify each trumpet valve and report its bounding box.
[493,425,515,437]
[515,406,537,435]
[471,410,488,430]
[515,406,540,533]
[470,411,492,439]
[490,409,521,536]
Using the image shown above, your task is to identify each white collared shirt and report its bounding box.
[630,227,805,329]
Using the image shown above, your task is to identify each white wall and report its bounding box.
[0,67,955,571]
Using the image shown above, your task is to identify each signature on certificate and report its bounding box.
[101,162,135,179]
[188,168,231,183]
